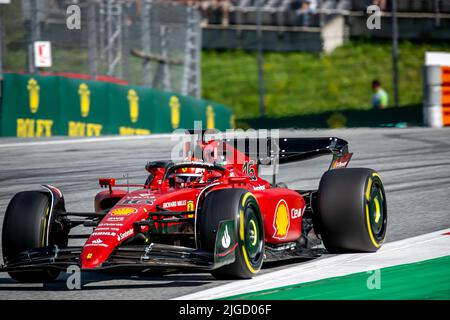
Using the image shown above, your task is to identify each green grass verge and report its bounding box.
[202,40,450,119]
[223,255,450,300]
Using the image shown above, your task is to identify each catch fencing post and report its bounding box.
[256,0,266,116]
[88,1,98,80]
[27,0,41,74]
[141,0,153,87]
[391,0,400,109]
[122,1,130,82]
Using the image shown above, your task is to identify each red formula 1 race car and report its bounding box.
[1,132,387,282]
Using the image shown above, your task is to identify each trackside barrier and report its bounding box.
[238,105,423,130]
[0,73,234,137]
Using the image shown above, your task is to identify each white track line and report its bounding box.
[0,134,177,149]
[175,228,450,300]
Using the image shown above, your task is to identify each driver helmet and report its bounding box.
[173,166,205,186]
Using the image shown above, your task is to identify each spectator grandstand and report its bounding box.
[168,1,450,27]
[165,0,450,52]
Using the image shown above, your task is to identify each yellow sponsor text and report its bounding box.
[119,127,151,136]
[17,118,53,137]
[68,121,103,137]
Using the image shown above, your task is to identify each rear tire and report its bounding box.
[199,189,264,279]
[317,168,387,253]
[2,191,63,282]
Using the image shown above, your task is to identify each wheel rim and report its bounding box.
[244,206,263,263]
[368,181,386,241]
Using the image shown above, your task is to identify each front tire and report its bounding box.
[317,168,387,253]
[199,189,265,279]
[2,191,63,282]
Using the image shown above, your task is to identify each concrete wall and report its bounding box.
[202,14,450,52]
[202,16,345,53]
[349,16,450,40]
[202,26,323,52]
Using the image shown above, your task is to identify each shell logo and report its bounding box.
[78,83,91,118]
[110,207,137,216]
[187,200,195,211]
[169,96,180,129]
[206,105,215,129]
[273,199,290,239]
[27,78,40,114]
[127,89,139,123]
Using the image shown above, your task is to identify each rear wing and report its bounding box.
[224,137,352,169]
[186,130,352,171]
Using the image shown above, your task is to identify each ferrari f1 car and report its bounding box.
[1,132,387,282]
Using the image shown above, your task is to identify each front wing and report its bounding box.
[0,221,237,274]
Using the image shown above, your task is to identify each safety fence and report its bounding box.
[238,104,423,129]
[0,73,233,137]
[0,0,202,97]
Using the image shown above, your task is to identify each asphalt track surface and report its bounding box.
[0,127,449,299]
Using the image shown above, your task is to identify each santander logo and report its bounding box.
[117,228,134,242]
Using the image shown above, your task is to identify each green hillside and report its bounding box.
[202,40,450,119]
